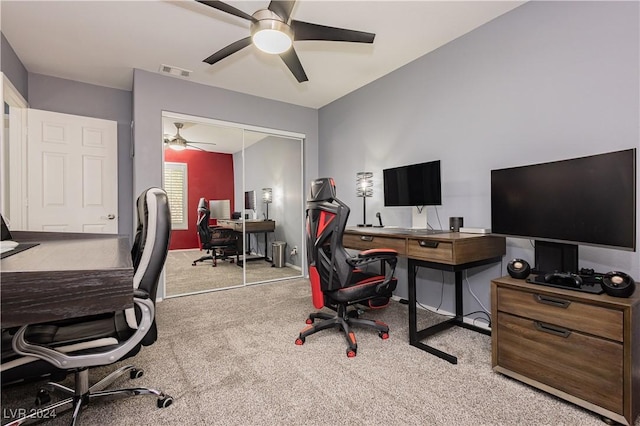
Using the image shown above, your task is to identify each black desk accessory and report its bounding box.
[374,212,384,228]
[527,271,604,295]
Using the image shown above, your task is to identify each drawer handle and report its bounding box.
[534,294,571,309]
[360,236,373,242]
[418,240,439,248]
[534,321,571,338]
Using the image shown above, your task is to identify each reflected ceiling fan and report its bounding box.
[196,0,375,82]
[164,123,214,151]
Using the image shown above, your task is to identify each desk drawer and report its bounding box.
[496,311,623,414]
[342,234,406,255]
[406,238,453,263]
[497,287,623,341]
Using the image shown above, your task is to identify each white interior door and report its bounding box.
[27,109,118,233]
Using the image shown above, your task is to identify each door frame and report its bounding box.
[1,73,28,229]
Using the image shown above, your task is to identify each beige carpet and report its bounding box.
[165,249,302,297]
[2,278,635,426]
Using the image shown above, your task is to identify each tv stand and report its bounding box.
[492,276,640,425]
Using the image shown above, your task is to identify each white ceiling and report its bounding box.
[1,0,525,109]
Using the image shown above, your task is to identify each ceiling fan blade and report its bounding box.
[186,143,207,151]
[203,37,252,65]
[291,20,375,43]
[279,47,308,83]
[267,1,296,23]
[195,1,256,22]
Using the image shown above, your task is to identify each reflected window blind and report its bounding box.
[164,162,188,230]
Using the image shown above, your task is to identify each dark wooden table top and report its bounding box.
[1,231,134,328]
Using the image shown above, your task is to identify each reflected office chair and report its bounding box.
[192,197,240,267]
[295,178,398,357]
[1,187,173,425]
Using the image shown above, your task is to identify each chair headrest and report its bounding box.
[198,197,208,213]
[308,178,336,202]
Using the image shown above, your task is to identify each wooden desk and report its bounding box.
[216,219,276,233]
[344,227,505,364]
[216,220,276,265]
[1,231,133,328]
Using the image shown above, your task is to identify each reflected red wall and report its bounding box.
[164,149,234,250]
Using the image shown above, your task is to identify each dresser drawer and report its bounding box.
[497,287,623,341]
[342,234,406,255]
[406,238,453,263]
[496,312,623,415]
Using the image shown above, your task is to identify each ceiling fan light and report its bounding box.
[251,19,293,54]
[167,139,187,151]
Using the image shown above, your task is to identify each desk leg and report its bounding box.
[264,233,271,263]
[407,259,459,364]
[408,261,417,343]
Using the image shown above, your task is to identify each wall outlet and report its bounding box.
[290,246,298,256]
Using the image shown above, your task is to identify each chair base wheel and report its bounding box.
[130,368,144,379]
[346,349,357,358]
[295,337,305,345]
[158,395,174,408]
[34,389,51,406]
[379,331,389,339]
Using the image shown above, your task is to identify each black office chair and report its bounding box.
[192,197,240,267]
[295,178,398,357]
[1,187,173,424]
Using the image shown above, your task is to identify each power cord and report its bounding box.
[464,270,491,315]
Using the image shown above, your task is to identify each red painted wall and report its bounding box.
[164,149,235,250]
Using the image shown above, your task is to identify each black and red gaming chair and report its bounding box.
[295,178,398,357]
[192,197,240,267]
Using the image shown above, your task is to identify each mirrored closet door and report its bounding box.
[162,112,304,298]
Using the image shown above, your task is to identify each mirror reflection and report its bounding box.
[161,113,303,297]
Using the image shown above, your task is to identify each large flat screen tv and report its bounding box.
[491,148,636,271]
[383,160,442,207]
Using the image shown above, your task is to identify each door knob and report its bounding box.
[107,214,116,220]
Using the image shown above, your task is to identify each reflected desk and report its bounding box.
[343,227,505,364]
[216,219,276,266]
[1,231,133,328]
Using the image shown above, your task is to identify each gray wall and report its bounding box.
[28,73,134,237]
[318,1,639,317]
[1,32,28,99]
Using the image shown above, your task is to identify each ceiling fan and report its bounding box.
[196,0,375,82]
[164,123,214,151]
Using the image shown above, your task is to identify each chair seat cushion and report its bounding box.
[327,272,397,304]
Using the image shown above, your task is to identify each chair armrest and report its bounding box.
[12,298,154,370]
[133,288,149,299]
[358,248,398,258]
[347,249,398,269]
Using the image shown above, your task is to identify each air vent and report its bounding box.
[159,64,192,78]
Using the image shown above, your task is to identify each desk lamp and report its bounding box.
[262,187,272,220]
[356,172,373,227]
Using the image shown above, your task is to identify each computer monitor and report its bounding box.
[209,200,231,220]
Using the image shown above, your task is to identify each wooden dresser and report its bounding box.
[491,276,640,425]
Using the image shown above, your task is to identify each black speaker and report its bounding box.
[449,217,463,232]
[602,271,636,298]
[507,258,531,279]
